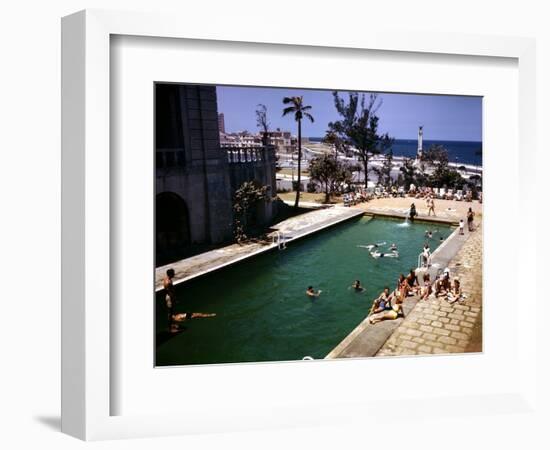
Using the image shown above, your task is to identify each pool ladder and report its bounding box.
[274,231,287,250]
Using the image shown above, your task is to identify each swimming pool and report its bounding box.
[155,216,453,366]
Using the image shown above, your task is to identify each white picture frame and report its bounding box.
[61,9,538,441]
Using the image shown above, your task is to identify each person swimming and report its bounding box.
[351,280,365,292]
[358,241,387,250]
[389,243,398,251]
[306,286,322,298]
[371,250,399,259]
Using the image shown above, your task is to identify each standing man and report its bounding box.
[163,268,178,333]
[409,203,417,222]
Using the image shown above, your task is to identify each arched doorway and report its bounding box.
[156,192,191,265]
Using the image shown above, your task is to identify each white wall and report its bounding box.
[0,1,548,449]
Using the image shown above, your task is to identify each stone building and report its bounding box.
[155,84,277,265]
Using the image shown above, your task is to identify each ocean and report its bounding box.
[308,138,483,166]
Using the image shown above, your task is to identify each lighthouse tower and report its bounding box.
[417,126,423,160]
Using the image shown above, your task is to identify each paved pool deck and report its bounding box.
[356,196,483,224]
[155,205,364,291]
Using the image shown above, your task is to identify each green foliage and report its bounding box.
[309,153,352,203]
[399,158,417,189]
[306,180,317,193]
[328,92,393,187]
[421,145,466,189]
[322,129,346,158]
[233,181,268,243]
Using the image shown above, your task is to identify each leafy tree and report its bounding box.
[322,130,345,160]
[370,166,384,186]
[232,181,268,243]
[255,104,270,146]
[423,144,449,179]
[282,96,314,208]
[309,153,351,203]
[380,149,394,186]
[399,158,418,189]
[329,92,393,188]
[422,144,462,188]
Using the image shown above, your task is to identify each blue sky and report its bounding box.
[216,85,482,142]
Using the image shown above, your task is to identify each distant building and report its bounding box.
[218,113,225,134]
[268,129,296,154]
[156,84,277,265]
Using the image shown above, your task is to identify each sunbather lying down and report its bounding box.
[172,312,216,322]
[369,294,405,324]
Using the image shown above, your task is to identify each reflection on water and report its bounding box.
[155,217,452,366]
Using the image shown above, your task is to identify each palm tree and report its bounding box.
[282,96,314,208]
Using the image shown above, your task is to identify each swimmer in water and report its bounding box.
[371,250,399,259]
[351,280,365,292]
[389,243,398,251]
[306,286,322,298]
[358,241,386,251]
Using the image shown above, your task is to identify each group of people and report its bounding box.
[343,188,370,207]
[367,266,466,325]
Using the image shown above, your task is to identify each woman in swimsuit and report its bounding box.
[371,287,392,314]
[447,278,463,303]
[172,312,216,322]
[420,273,432,300]
[369,295,405,324]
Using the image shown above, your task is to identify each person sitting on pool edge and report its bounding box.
[434,275,448,298]
[396,273,410,297]
[369,292,405,324]
[447,277,464,303]
[420,273,432,300]
[351,280,365,292]
[371,287,392,314]
[405,269,420,295]
[306,286,322,298]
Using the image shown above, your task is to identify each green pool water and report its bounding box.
[155,216,453,366]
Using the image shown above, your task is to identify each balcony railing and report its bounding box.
[222,145,275,164]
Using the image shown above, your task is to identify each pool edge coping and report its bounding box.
[155,207,366,292]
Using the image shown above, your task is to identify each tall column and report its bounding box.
[417,126,423,159]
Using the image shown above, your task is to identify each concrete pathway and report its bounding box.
[155,206,365,291]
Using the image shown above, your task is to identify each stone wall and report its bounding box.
[226,146,278,227]
[155,84,278,263]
